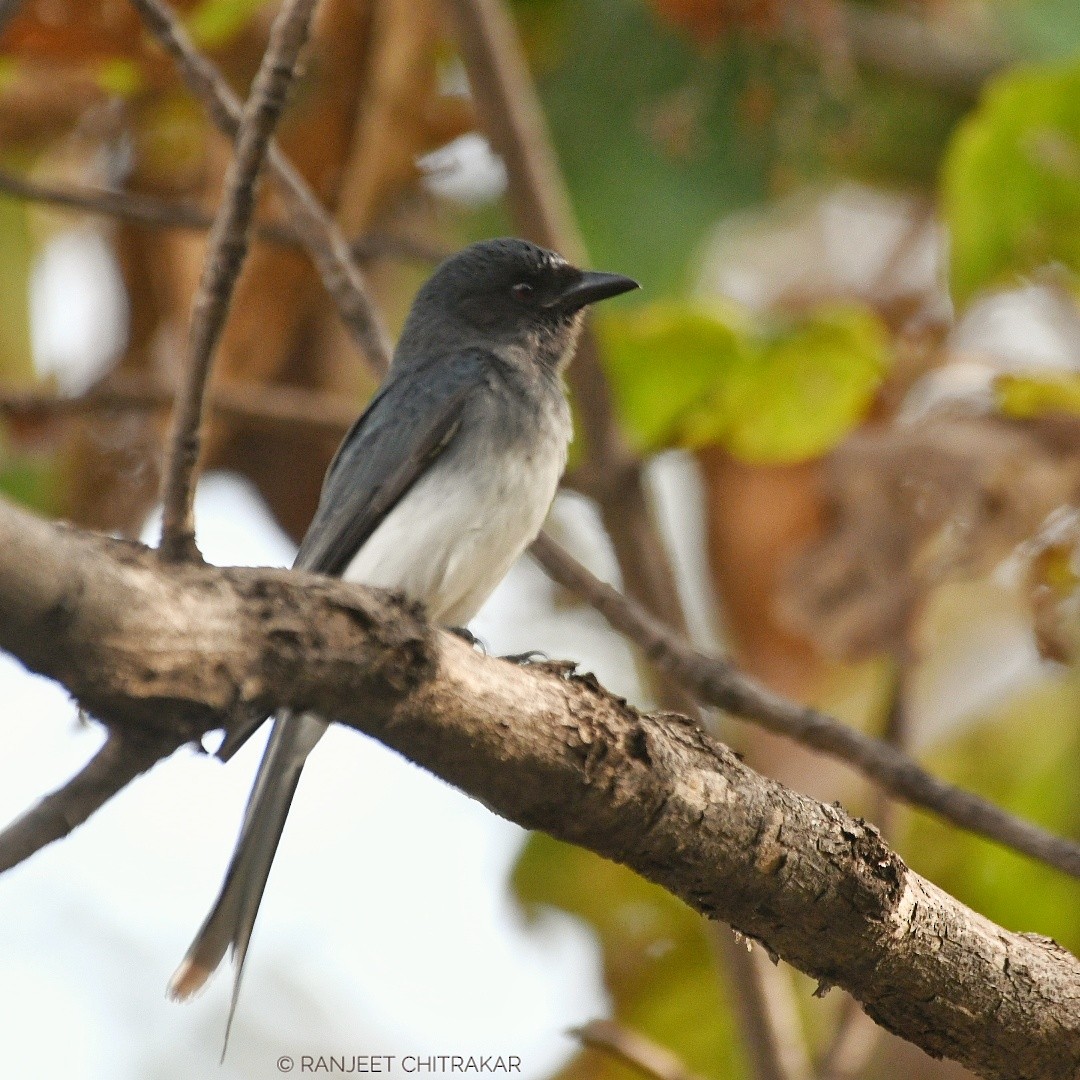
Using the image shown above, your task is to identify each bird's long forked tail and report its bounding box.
[169,711,328,1057]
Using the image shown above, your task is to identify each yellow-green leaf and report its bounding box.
[0,449,61,516]
[600,302,888,463]
[600,300,748,454]
[722,308,889,462]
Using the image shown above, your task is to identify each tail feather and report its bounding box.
[169,711,328,1051]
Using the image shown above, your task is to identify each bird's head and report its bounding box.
[398,237,638,371]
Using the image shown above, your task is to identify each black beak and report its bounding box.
[554,270,639,312]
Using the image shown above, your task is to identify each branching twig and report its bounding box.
[0,168,448,264]
[0,731,179,873]
[155,0,323,560]
[572,1020,708,1080]
[6,5,1071,1078]
[530,531,1080,879]
[128,0,393,376]
[447,10,796,1073]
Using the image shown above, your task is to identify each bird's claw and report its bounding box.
[448,626,487,654]
[500,649,549,665]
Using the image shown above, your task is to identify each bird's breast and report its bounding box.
[342,402,569,626]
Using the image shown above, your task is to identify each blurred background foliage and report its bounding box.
[2,0,1080,1078]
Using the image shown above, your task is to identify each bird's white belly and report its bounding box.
[341,441,564,626]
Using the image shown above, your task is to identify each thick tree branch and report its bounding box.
[8,376,1074,880]
[530,532,1080,880]
[0,496,1075,1080]
[156,0,322,560]
[128,0,393,376]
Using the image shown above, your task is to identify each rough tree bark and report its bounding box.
[0,495,1076,1080]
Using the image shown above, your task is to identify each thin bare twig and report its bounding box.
[713,931,813,1080]
[0,168,290,243]
[155,0,322,560]
[530,531,1080,880]
[0,374,357,439]
[572,1020,708,1080]
[816,992,882,1080]
[128,0,393,377]
[0,168,448,265]
[0,731,179,873]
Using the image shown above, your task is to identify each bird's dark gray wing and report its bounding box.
[293,351,490,575]
[215,351,489,763]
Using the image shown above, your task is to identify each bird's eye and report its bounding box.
[511,282,534,301]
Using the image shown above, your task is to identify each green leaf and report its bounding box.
[995,371,1080,418]
[600,301,888,463]
[513,835,745,1080]
[723,308,889,461]
[942,59,1080,305]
